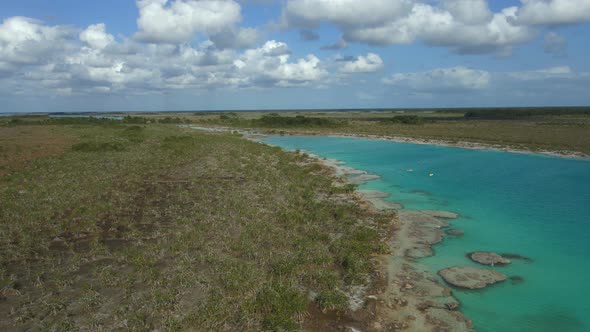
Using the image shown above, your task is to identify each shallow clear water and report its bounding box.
[261,135,590,332]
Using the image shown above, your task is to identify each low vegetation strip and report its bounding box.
[0,123,390,330]
[461,107,590,119]
[217,113,344,129]
[200,112,590,155]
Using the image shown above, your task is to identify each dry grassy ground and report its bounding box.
[0,126,76,176]
[3,109,582,330]
[0,122,391,331]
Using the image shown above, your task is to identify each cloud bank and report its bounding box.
[283,0,590,54]
[0,0,589,106]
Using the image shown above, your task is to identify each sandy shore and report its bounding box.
[310,154,474,331]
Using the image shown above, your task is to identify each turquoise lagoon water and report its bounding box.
[261,135,590,332]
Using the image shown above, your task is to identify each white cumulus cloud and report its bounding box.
[283,0,412,28]
[383,66,491,92]
[135,0,242,44]
[443,0,493,25]
[517,0,590,25]
[284,0,533,54]
[0,17,75,66]
[339,53,384,73]
[0,17,330,96]
[80,24,115,49]
[233,40,327,86]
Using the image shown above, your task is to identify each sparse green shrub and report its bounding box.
[332,226,383,282]
[161,135,197,151]
[315,289,348,311]
[120,125,145,143]
[72,141,125,152]
[330,183,357,194]
[340,252,368,282]
[256,282,307,331]
[122,115,149,124]
[306,163,324,173]
[271,258,299,277]
[253,114,338,128]
[303,270,339,290]
[8,119,25,126]
[158,116,189,124]
[382,115,425,125]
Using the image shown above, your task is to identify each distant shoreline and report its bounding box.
[185,124,590,159]
[268,130,590,160]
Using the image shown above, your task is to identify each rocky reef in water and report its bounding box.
[439,267,507,289]
[468,252,511,266]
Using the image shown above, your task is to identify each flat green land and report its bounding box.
[188,107,590,155]
[0,120,390,330]
[1,107,588,329]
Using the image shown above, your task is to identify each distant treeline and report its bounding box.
[380,115,425,125]
[218,113,342,128]
[2,115,192,126]
[435,107,590,119]
[256,114,335,127]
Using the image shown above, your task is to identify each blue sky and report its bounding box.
[1,0,590,112]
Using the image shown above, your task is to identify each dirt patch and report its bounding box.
[0,126,76,176]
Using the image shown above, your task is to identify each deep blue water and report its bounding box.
[261,135,590,332]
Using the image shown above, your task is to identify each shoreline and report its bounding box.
[184,125,588,330]
[182,124,590,159]
[302,152,474,331]
[270,129,590,160]
[183,124,481,329]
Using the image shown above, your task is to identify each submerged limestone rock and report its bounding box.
[509,276,525,285]
[421,210,459,219]
[357,190,403,211]
[347,173,380,185]
[445,229,464,236]
[357,190,389,199]
[398,210,448,259]
[500,253,534,263]
[438,267,507,289]
[468,252,511,266]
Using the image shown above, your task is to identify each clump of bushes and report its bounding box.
[161,135,198,152]
[330,183,358,194]
[254,115,337,128]
[315,289,349,311]
[158,117,191,124]
[382,115,425,125]
[6,119,26,126]
[464,107,590,119]
[122,115,149,124]
[332,226,387,283]
[120,125,145,143]
[219,113,239,120]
